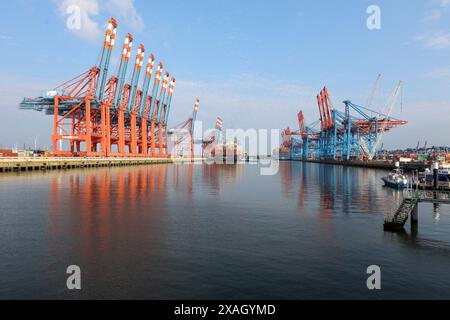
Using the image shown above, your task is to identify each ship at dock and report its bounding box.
[381,168,409,189]
[273,146,291,161]
[213,141,245,163]
[273,127,293,160]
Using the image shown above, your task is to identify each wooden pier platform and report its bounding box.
[0,157,173,173]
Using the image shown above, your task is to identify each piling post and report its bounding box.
[433,162,439,190]
[411,202,418,226]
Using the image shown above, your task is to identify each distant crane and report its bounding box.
[368,81,404,160]
[172,98,200,160]
[290,80,407,161]
[367,74,382,112]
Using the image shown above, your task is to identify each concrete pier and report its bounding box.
[0,157,173,173]
[292,158,429,172]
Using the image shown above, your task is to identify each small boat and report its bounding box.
[382,167,409,189]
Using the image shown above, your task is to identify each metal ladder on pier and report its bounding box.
[384,191,419,231]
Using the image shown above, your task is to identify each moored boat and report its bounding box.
[381,163,409,189]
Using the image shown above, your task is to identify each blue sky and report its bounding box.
[0,0,449,149]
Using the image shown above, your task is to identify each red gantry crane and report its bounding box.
[171,98,200,160]
[20,17,194,159]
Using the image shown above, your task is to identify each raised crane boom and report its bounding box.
[368,80,403,160]
[95,18,117,101]
[163,77,176,126]
[192,98,200,135]
[323,87,333,128]
[138,54,155,115]
[114,33,133,107]
[127,44,145,112]
[367,74,381,110]
[148,63,164,120]
[317,94,325,130]
[298,111,307,139]
[156,72,170,124]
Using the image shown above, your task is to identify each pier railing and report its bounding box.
[385,188,450,231]
[404,189,450,204]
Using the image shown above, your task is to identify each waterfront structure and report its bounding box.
[289,85,407,161]
[19,18,193,158]
[171,98,200,160]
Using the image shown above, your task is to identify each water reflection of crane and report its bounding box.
[201,163,243,192]
[281,161,293,199]
[49,166,169,241]
[171,98,200,160]
[293,163,396,219]
[173,163,194,195]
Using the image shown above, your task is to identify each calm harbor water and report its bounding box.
[1,161,450,299]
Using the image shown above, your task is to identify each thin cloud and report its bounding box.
[0,34,12,40]
[425,67,450,78]
[106,0,144,33]
[414,32,450,49]
[424,32,450,48]
[415,0,450,48]
[422,9,442,22]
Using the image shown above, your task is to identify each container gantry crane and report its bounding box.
[20,17,190,159]
[171,98,200,160]
[289,111,320,159]
[286,83,407,161]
